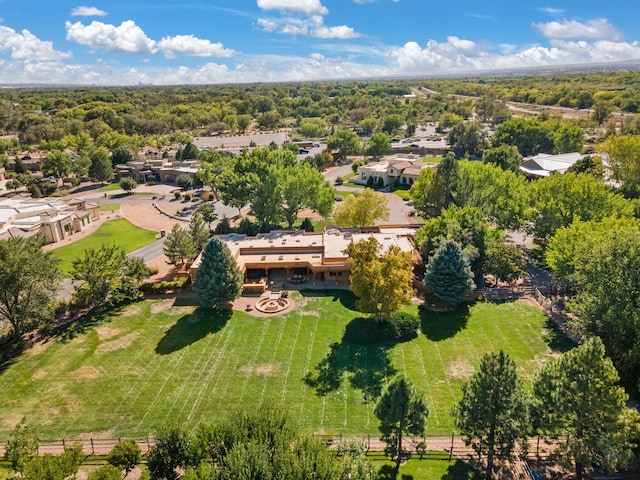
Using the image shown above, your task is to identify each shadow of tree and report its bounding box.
[0,338,27,376]
[441,459,485,479]
[52,306,123,344]
[542,318,578,353]
[419,305,470,342]
[155,308,230,355]
[377,464,397,480]
[299,289,358,311]
[304,317,401,402]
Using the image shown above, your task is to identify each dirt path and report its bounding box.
[120,203,182,233]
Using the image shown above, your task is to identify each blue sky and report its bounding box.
[1,0,639,85]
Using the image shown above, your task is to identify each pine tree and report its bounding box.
[532,337,628,480]
[163,224,196,266]
[454,351,529,479]
[374,376,429,473]
[424,239,475,305]
[189,213,210,253]
[194,238,243,310]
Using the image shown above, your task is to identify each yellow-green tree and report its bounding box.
[333,188,390,228]
[344,237,413,319]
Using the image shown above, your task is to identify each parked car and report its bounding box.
[299,148,309,154]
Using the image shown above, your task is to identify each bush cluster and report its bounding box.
[343,313,419,345]
[140,277,189,294]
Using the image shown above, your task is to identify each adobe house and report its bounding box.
[189,226,422,293]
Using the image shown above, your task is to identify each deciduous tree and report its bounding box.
[327,128,361,162]
[4,418,39,474]
[189,213,210,253]
[374,376,429,473]
[482,145,521,172]
[194,237,243,310]
[344,236,413,319]
[0,236,61,337]
[88,146,114,183]
[107,439,142,478]
[42,150,71,185]
[119,177,137,194]
[366,132,391,158]
[332,188,390,228]
[454,351,529,479]
[71,244,145,308]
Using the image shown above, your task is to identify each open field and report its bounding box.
[50,218,158,275]
[0,291,563,440]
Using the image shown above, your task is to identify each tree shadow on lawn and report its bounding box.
[304,316,418,402]
[419,304,470,342]
[52,305,125,344]
[542,318,578,353]
[298,289,358,311]
[155,308,230,355]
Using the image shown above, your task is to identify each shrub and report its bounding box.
[174,191,182,200]
[140,277,189,295]
[50,190,70,197]
[335,176,344,185]
[183,193,192,201]
[146,180,157,186]
[300,217,314,232]
[214,217,233,234]
[236,218,259,236]
[343,314,419,345]
[204,192,215,201]
[70,177,81,187]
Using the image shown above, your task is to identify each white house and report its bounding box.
[354,154,436,187]
[0,196,99,243]
[519,152,586,178]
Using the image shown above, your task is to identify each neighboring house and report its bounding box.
[354,153,436,187]
[519,152,586,178]
[189,226,422,290]
[116,158,201,184]
[0,196,99,243]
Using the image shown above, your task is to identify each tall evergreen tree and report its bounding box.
[423,239,475,305]
[194,237,243,310]
[374,376,429,473]
[454,351,530,479]
[189,213,210,253]
[163,224,196,266]
[532,337,628,480]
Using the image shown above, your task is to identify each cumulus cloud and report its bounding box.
[70,6,107,17]
[257,0,328,16]
[314,25,360,39]
[533,19,622,41]
[257,15,361,38]
[0,25,72,62]
[65,20,157,54]
[157,35,236,58]
[386,36,640,75]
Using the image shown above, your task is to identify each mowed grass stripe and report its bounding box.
[0,294,555,439]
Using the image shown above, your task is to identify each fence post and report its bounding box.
[147,436,150,451]
[449,432,454,462]
[62,438,66,450]
[91,438,94,455]
[367,434,370,451]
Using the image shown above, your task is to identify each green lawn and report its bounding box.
[370,451,483,479]
[50,218,158,275]
[392,188,412,200]
[98,183,121,192]
[0,291,565,440]
[99,203,120,212]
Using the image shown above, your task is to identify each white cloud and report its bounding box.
[533,19,622,41]
[0,25,72,62]
[257,15,361,39]
[70,6,108,17]
[157,35,235,58]
[257,0,328,16]
[385,36,640,75]
[65,20,157,54]
[314,25,360,39]
[538,7,565,14]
